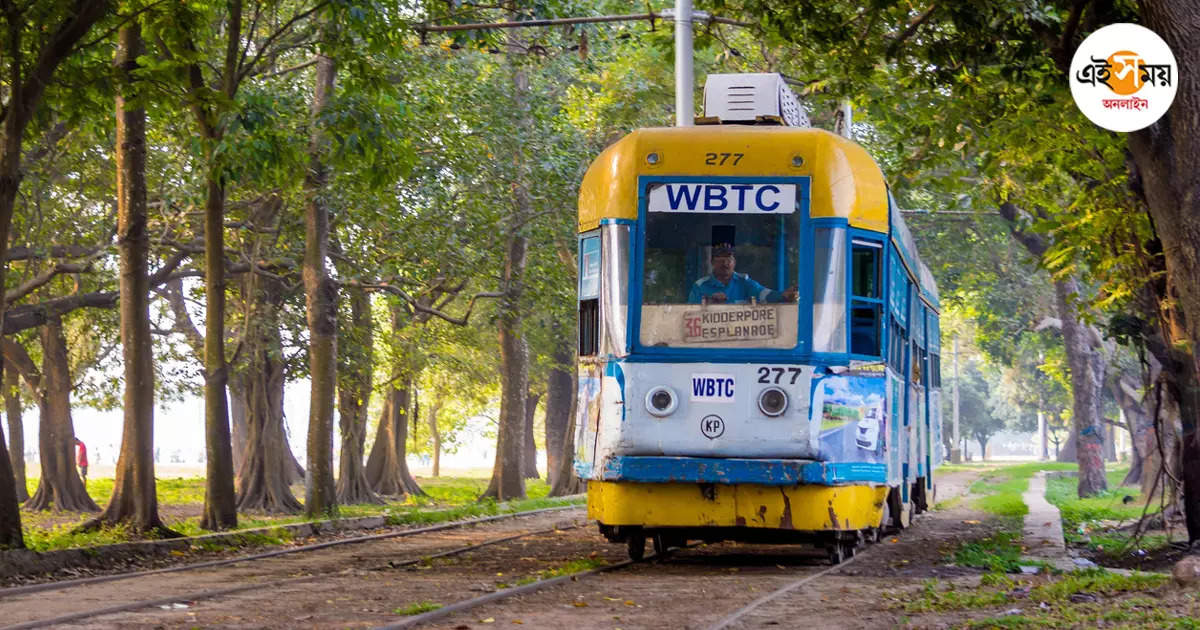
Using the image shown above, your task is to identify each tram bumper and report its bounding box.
[587,456,888,532]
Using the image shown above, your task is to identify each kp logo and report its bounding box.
[1070,23,1177,132]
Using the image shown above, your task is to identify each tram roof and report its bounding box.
[578,126,889,233]
[578,125,939,308]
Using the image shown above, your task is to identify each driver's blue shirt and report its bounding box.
[688,273,780,304]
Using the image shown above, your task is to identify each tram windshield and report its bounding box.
[640,207,801,349]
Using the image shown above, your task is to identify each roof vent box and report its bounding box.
[702,73,810,127]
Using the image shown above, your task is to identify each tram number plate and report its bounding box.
[756,366,805,385]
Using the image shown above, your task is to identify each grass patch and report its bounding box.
[1044,466,1169,555]
[898,568,1169,617]
[950,531,1027,573]
[21,522,132,553]
[968,462,1077,519]
[18,475,580,553]
[512,557,609,586]
[393,601,442,616]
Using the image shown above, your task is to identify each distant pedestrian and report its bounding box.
[75,438,88,486]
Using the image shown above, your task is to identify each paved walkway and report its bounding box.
[1022,471,1076,570]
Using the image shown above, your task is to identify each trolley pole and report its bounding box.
[674,0,694,127]
[951,335,961,463]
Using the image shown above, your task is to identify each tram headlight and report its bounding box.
[757,387,788,417]
[645,386,677,417]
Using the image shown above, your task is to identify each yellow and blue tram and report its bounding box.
[574,74,941,563]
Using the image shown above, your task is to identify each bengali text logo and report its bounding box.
[1070,24,1177,132]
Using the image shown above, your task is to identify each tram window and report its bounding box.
[638,205,802,349]
[851,304,881,355]
[812,227,847,353]
[887,317,905,371]
[910,341,929,385]
[849,240,883,357]
[851,241,881,298]
[579,298,599,356]
[930,354,941,387]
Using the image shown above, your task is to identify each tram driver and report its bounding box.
[688,243,799,305]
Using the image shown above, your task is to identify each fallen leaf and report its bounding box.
[624,600,636,606]
[604,597,620,601]
[962,520,980,525]
[572,602,589,608]
[513,620,524,624]
[481,618,495,623]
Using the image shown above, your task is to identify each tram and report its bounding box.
[573,74,942,563]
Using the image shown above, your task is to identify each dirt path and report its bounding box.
[7,471,1014,630]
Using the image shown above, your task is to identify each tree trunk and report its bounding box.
[544,340,573,489]
[0,0,106,552]
[365,385,425,497]
[234,272,302,514]
[26,317,97,512]
[1054,279,1108,497]
[429,398,442,478]
[229,378,249,477]
[336,285,380,505]
[79,23,174,534]
[1037,411,1048,461]
[977,437,989,461]
[481,55,532,502]
[1057,432,1077,463]
[5,366,27,502]
[302,49,337,519]
[548,339,583,497]
[523,392,541,479]
[199,170,237,531]
[1111,376,1152,487]
[1127,1,1200,543]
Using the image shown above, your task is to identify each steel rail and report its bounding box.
[705,552,864,630]
[0,503,583,600]
[0,522,586,630]
[374,556,643,630]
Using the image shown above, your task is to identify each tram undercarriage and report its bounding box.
[589,479,931,563]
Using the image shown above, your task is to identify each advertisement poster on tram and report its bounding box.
[812,375,887,464]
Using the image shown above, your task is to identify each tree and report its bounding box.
[5,366,27,503]
[79,21,176,535]
[303,45,338,518]
[335,284,381,504]
[0,0,110,551]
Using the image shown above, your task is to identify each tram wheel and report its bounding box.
[627,531,646,561]
[827,544,846,565]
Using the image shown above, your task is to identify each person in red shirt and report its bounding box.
[74,438,88,486]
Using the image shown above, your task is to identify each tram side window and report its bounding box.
[579,299,599,356]
[910,340,923,384]
[887,317,905,372]
[850,240,883,357]
[930,354,941,387]
[579,234,601,356]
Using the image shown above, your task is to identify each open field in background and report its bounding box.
[17,467,577,553]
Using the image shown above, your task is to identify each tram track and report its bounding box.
[0,506,589,629]
[0,504,582,601]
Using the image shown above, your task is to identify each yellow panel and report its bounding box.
[587,479,737,527]
[588,481,888,531]
[577,126,889,234]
